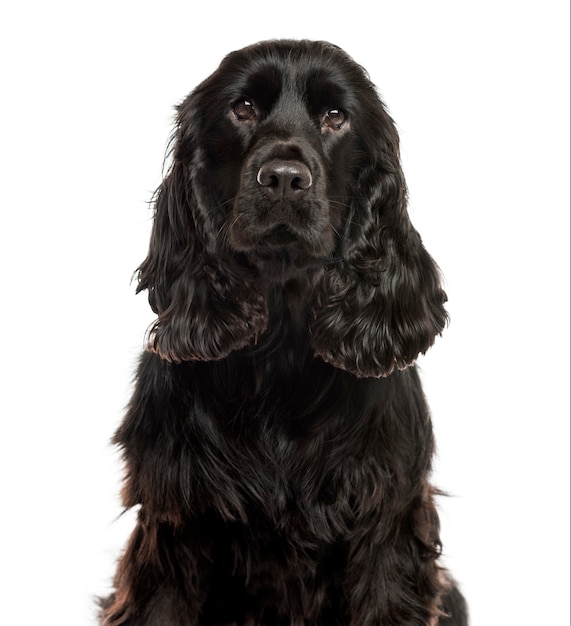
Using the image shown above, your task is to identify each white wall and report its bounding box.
[1,1,569,624]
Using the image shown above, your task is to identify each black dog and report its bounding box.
[101,40,468,625]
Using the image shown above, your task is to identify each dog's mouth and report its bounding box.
[228,196,337,273]
[230,221,308,253]
[260,224,298,247]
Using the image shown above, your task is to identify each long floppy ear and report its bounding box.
[136,106,268,363]
[310,105,448,378]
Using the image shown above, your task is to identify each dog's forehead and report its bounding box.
[216,40,362,100]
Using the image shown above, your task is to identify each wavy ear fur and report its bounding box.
[137,108,268,363]
[310,106,448,378]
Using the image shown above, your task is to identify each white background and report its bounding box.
[1,1,569,624]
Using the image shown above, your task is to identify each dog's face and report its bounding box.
[224,52,355,272]
[138,40,448,376]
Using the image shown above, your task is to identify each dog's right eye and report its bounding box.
[232,99,256,121]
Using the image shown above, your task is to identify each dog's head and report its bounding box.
[137,40,448,376]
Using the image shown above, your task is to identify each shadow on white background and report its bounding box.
[1,1,568,624]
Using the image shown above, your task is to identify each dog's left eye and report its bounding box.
[324,108,347,130]
[232,99,256,121]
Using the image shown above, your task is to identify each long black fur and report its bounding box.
[101,40,468,625]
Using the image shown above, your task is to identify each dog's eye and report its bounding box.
[232,99,256,121]
[324,108,347,130]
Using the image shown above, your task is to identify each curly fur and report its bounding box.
[101,40,468,625]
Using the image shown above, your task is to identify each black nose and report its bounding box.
[257,159,312,200]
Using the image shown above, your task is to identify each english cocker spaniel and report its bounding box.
[101,40,468,625]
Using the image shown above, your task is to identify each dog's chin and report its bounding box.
[230,226,333,282]
[259,224,299,247]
